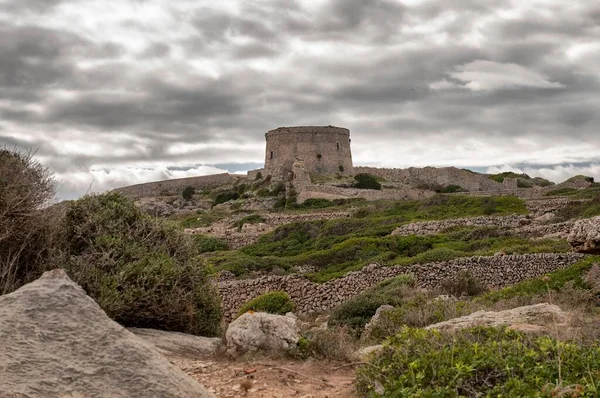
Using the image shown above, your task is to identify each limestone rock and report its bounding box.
[128,328,222,361]
[363,305,395,337]
[137,198,174,217]
[0,269,215,398]
[354,345,384,361]
[226,312,300,358]
[535,212,555,223]
[426,303,569,332]
[569,217,600,254]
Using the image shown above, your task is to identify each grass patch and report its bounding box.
[231,214,266,230]
[237,291,295,317]
[553,197,600,222]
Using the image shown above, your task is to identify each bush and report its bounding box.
[193,234,228,253]
[62,192,222,336]
[440,269,488,297]
[330,275,414,333]
[237,291,295,316]
[437,184,465,193]
[353,173,382,190]
[213,190,240,206]
[181,186,195,200]
[357,326,600,397]
[232,214,266,230]
[0,149,59,294]
[299,198,334,209]
[255,172,262,180]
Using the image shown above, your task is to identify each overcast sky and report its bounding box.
[1,0,599,199]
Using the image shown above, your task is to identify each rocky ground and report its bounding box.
[178,358,357,398]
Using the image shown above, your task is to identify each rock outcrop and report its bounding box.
[128,328,221,361]
[225,312,300,358]
[363,305,395,338]
[0,269,215,398]
[426,303,570,332]
[569,217,600,254]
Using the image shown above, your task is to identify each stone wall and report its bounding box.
[113,173,238,199]
[218,253,585,320]
[264,126,354,181]
[354,166,505,192]
[391,215,532,236]
[297,185,434,203]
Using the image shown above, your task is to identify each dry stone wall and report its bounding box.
[297,185,434,203]
[391,215,532,236]
[113,173,238,199]
[354,166,505,192]
[218,253,585,320]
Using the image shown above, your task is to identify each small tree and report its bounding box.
[182,186,195,200]
[353,173,382,190]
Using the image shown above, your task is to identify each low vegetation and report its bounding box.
[353,173,382,190]
[61,193,222,336]
[357,326,600,397]
[237,291,295,317]
[193,234,229,253]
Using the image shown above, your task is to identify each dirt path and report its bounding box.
[176,358,359,398]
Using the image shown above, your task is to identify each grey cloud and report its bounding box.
[1,0,600,198]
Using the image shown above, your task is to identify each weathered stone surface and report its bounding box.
[569,217,600,254]
[363,305,395,337]
[226,312,300,358]
[128,327,221,361]
[354,345,384,361]
[426,303,570,332]
[0,269,215,398]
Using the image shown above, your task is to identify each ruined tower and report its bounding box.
[263,126,354,181]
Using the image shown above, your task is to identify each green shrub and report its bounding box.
[255,172,262,180]
[62,193,222,336]
[566,175,595,183]
[231,214,266,230]
[357,326,600,397]
[182,186,195,200]
[437,184,465,193]
[213,190,239,206]
[546,188,579,197]
[353,173,382,190]
[330,275,414,334]
[237,291,295,316]
[488,171,530,183]
[299,198,334,209]
[193,234,228,253]
[517,178,533,188]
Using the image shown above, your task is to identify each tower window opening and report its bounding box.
[270,151,274,159]
[337,143,340,150]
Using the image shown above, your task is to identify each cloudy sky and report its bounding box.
[1,0,599,199]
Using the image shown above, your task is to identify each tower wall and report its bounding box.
[264,126,354,181]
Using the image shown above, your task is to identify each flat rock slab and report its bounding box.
[0,269,215,398]
[426,303,569,332]
[129,327,221,361]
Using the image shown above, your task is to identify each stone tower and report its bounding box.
[263,126,354,181]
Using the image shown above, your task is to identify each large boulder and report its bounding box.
[569,217,600,254]
[0,269,215,398]
[226,312,300,358]
[426,303,570,333]
[128,328,221,361]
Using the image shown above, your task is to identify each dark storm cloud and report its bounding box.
[1,0,599,197]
